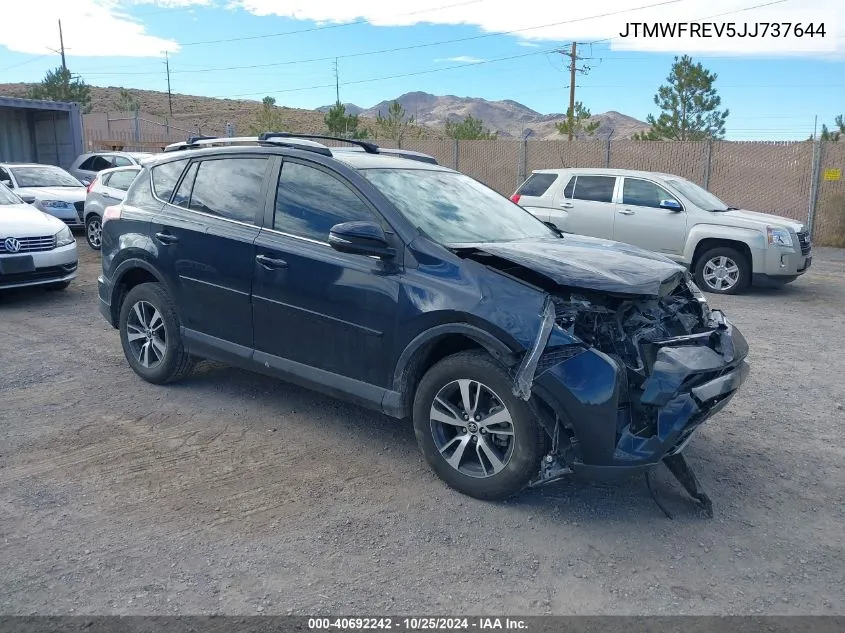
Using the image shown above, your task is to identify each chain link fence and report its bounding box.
[81,112,844,246]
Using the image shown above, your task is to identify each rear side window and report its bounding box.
[187,157,269,224]
[107,169,139,191]
[516,173,558,197]
[112,156,133,167]
[80,155,114,172]
[151,159,189,201]
[571,175,616,203]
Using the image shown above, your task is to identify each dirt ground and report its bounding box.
[1,243,843,616]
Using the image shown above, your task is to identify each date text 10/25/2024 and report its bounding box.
[308,617,529,631]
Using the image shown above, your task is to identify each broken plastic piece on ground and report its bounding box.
[663,452,714,518]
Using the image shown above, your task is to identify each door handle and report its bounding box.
[560,201,574,209]
[256,254,288,270]
[155,231,179,244]
[617,209,635,216]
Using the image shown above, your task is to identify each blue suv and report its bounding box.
[98,134,749,510]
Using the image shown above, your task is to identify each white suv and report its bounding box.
[511,168,811,294]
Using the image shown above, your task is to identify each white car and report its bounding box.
[0,182,78,291]
[511,168,811,294]
[82,164,141,250]
[0,163,87,229]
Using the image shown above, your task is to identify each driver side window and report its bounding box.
[622,178,680,209]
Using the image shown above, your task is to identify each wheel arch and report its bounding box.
[390,324,518,420]
[108,258,171,328]
[691,238,753,271]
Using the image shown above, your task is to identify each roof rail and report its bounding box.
[258,132,379,154]
[163,135,332,156]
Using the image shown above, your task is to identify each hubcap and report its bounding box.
[429,379,515,479]
[87,218,102,248]
[702,255,740,291]
[126,300,166,368]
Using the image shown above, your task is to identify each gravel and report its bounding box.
[1,245,843,615]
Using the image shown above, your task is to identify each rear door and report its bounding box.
[148,155,269,351]
[512,172,560,222]
[547,174,617,239]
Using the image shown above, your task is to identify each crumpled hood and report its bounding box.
[474,235,687,297]
[0,203,65,236]
[15,186,86,203]
[717,208,805,233]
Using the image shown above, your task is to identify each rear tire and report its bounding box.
[118,282,195,384]
[694,246,750,295]
[85,214,102,251]
[412,350,545,500]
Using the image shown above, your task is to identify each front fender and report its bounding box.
[683,224,766,264]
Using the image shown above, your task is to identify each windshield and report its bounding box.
[0,183,22,205]
[10,166,83,188]
[666,178,730,211]
[362,168,556,245]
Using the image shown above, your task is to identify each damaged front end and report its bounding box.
[518,274,749,515]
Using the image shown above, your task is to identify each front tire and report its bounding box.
[412,350,545,500]
[694,246,750,295]
[118,282,194,384]
[85,214,102,250]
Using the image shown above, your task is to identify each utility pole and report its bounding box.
[164,51,173,115]
[557,42,594,141]
[812,114,817,140]
[333,58,340,104]
[58,20,67,72]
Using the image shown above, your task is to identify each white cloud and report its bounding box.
[0,0,205,58]
[234,0,843,58]
[517,41,542,48]
[436,55,486,63]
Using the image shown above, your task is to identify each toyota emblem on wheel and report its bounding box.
[3,237,21,253]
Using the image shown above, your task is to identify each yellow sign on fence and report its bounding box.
[823,168,842,181]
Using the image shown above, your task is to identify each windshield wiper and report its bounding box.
[543,221,564,238]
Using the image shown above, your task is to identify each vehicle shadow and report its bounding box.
[173,362,755,524]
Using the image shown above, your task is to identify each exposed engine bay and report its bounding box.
[456,244,747,518]
[551,278,709,375]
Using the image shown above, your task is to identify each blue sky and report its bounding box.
[1,0,842,140]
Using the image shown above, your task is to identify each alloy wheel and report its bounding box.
[429,379,515,479]
[126,300,167,368]
[702,255,740,292]
[87,218,102,248]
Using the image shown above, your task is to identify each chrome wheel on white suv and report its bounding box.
[694,246,750,295]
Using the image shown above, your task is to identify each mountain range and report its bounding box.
[318,91,649,140]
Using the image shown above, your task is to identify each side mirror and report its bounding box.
[329,221,395,258]
[659,199,682,211]
[0,178,12,187]
[80,178,91,186]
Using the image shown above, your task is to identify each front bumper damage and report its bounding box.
[513,282,750,517]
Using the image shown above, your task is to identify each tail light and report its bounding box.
[102,205,121,225]
[510,194,521,204]
[86,177,98,194]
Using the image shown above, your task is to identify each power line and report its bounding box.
[81,0,685,77]
[214,49,555,98]
[0,54,51,73]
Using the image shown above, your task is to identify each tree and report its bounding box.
[374,101,416,147]
[247,96,287,134]
[324,102,366,138]
[638,55,729,140]
[445,114,495,140]
[28,66,92,113]
[812,115,844,141]
[554,102,599,139]
[116,88,140,112]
